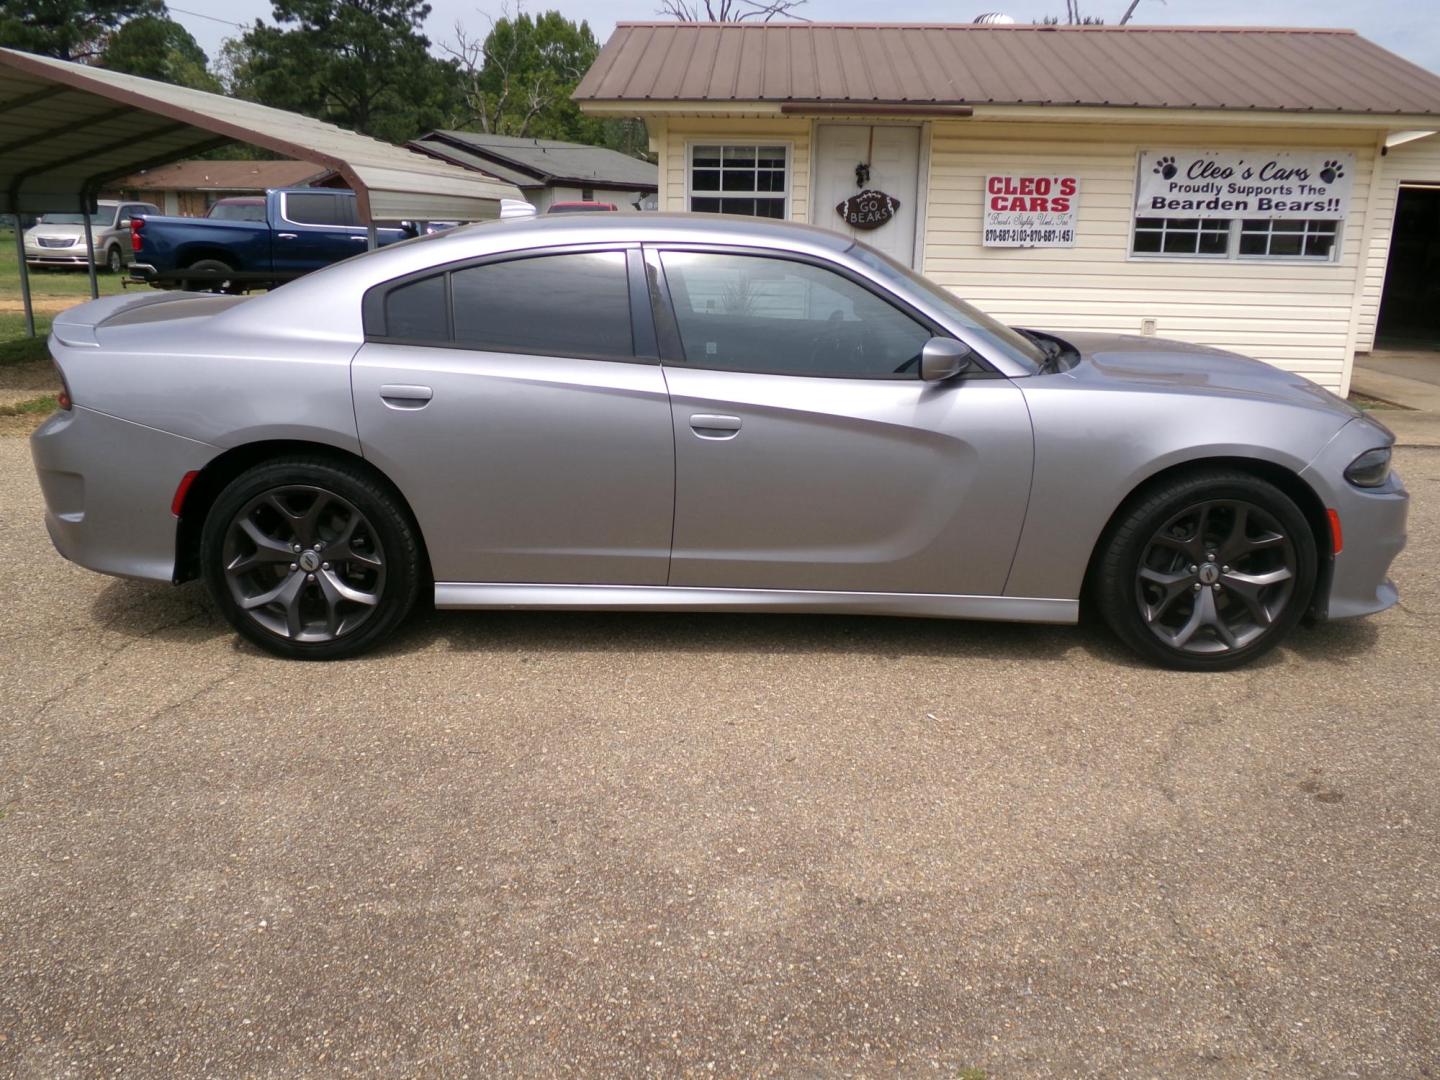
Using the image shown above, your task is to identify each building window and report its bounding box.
[689,145,787,219]
[1132,217,1340,261]
[1238,219,1338,259]
[1133,217,1230,256]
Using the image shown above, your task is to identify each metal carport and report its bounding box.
[1,46,523,335]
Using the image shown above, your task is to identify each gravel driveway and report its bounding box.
[1,434,1436,1078]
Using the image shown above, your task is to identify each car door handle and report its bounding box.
[348,235,367,242]
[689,413,742,439]
[276,233,297,240]
[380,384,433,410]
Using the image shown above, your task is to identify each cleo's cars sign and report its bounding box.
[983,175,1078,247]
[1137,150,1355,220]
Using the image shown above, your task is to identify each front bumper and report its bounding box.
[30,406,217,583]
[25,250,94,267]
[1300,418,1408,620]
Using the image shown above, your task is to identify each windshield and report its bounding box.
[848,244,1045,373]
[38,206,118,227]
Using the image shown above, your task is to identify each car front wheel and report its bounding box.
[105,245,123,273]
[1095,471,1317,670]
[201,458,422,660]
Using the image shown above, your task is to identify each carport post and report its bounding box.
[80,199,99,300]
[13,214,35,337]
[366,222,378,251]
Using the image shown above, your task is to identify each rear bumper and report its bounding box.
[30,406,217,583]
[1300,419,1408,620]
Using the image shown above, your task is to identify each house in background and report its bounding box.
[574,22,1440,395]
[411,131,657,212]
[105,160,331,217]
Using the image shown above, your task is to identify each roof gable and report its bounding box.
[419,131,658,189]
[575,23,1440,116]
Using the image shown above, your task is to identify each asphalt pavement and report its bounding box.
[1,434,1437,1078]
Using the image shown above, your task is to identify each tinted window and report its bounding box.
[285,193,350,227]
[208,201,266,222]
[450,252,632,358]
[384,275,448,342]
[658,251,930,377]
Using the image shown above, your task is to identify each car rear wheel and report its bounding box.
[201,458,422,660]
[104,245,123,274]
[182,258,237,293]
[1095,471,1317,671]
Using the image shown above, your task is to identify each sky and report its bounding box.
[166,0,1440,79]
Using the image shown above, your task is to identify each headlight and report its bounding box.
[1344,446,1392,488]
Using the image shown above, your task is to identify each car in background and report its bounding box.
[129,188,412,292]
[205,197,267,222]
[23,200,161,273]
[31,215,1406,669]
[546,201,618,213]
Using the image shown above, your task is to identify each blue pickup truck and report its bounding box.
[130,188,412,291]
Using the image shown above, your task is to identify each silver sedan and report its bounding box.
[30,215,1407,669]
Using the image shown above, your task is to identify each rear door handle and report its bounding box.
[689,413,742,439]
[380,384,433,410]
[276,232,298,240]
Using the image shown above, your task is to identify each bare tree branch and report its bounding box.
[657,0,808,23]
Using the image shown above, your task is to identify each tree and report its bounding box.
[100,14,220,90]
[443,10,600,142]
[0,0,161,61]
[228,0,461,143]
[656,0,806,23]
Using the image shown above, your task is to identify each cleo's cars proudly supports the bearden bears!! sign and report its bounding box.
[983,175,1079,247]
[1137,150,1355,219]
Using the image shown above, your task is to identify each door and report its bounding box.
[653,248,1033,597]
[274,191,369,273]
[1377,185,1440,346]
[353,248,675,585]
[812,124,922,267]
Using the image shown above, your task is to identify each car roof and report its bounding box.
[452,211,853,252]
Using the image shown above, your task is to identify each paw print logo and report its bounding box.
[1319,160,1345,184]
[1153,155,1178,180]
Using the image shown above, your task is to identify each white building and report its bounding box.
[576,23,1440,394]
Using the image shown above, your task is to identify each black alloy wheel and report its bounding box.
[201,459,421,659]
[1096,471,1317,670]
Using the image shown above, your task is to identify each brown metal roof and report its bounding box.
[575,23,1440,116]
[107,159,331,192]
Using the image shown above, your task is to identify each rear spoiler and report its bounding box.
[50,292,242,348]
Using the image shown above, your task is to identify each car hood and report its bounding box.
[1048,330,1363,421]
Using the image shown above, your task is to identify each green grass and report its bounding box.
[0,313,53,367]
[0,226,128,299]
[0,394,59,416]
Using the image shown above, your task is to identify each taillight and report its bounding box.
[54,363,72,410]
[131,216,143,253]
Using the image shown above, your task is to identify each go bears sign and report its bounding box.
[1136,149,1355,220]
[983,175,1079,247]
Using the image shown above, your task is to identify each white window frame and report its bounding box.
[1128,216,1343,264]
[685,141,792,220]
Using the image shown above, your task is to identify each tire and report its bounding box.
[1094,470,1317,671]
[104,245,123,274]
[201,457,422,660]
[182,258,237,293]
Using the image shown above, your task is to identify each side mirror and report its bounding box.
[920,337,973,382]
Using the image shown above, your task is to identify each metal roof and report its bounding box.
[0,48,523,219]
[575,23,1440,116]
[414,131,658,190]
[108,159,331,193]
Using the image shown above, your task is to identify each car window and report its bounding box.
[284,193,351,227]
[383,274,448,343]
[657,251,931,378]
[450,251,632,359]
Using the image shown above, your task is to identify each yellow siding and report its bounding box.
[923,121,1376,393]
[649,114,1381,393]
[655,117,812,223]
[1355,133,1440,353]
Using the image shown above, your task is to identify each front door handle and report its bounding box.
[276,232,298,240]
[689,413,742,439]
[380,384,433,410]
